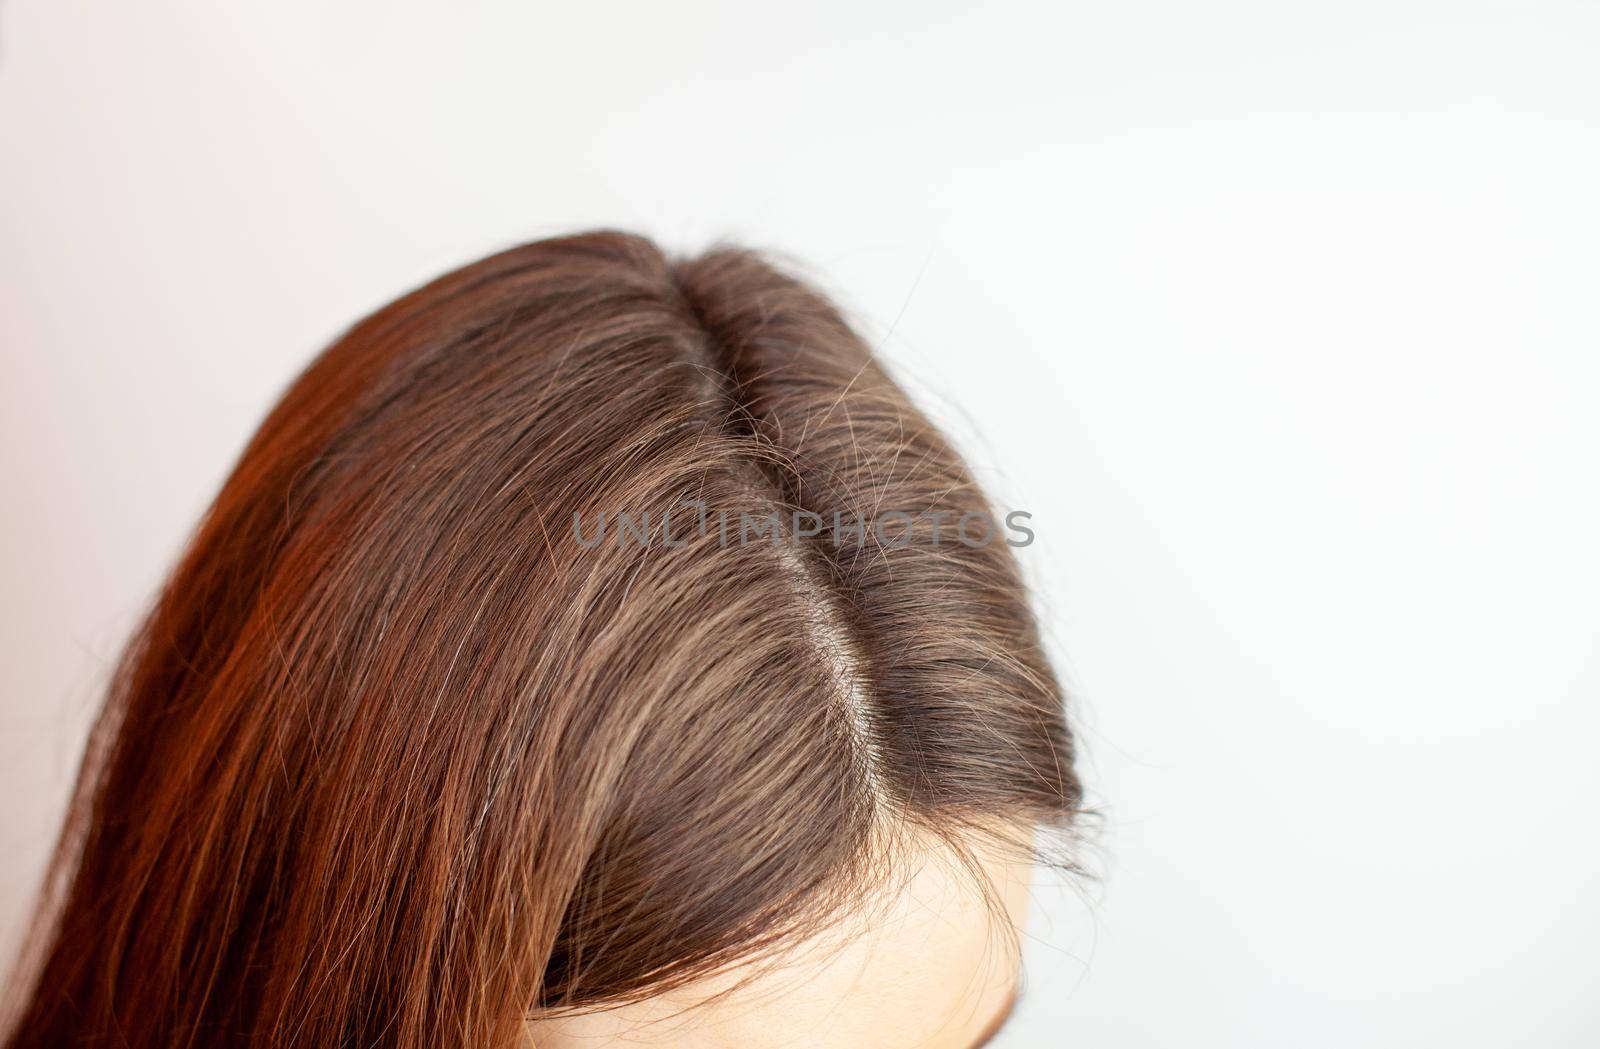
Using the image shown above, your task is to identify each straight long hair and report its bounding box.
[4,231,1081,1048]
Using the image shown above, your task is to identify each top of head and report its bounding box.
[8,231,1080,1049]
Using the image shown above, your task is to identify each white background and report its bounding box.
[3,2,1598,1046]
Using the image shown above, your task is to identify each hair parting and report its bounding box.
[4,230,1081,1048]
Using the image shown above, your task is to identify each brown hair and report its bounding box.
[4,231,1080,1047]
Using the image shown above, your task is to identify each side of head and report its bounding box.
[4,232,1080,1048]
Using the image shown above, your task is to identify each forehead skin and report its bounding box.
[526,834,1033,1049]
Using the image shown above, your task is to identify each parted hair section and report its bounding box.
[4,231,1082,1048]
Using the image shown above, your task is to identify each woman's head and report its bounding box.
[6,231,1080,1047]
